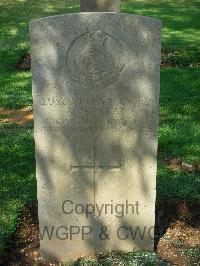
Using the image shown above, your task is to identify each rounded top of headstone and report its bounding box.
[80,0,121,12]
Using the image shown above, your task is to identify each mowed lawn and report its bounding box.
[0,0,200,263]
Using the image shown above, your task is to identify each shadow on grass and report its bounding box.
[157,68,200,201]
[159,68,200,163]
[0,123,36,254]
[0,0,199,73]
[121,0,200,48]
[0,0,199,109]
[0,0,80,72]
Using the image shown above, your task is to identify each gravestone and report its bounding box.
[80,0,120,12]
[30,3,161,262]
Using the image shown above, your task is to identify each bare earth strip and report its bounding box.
[0,108,33,125]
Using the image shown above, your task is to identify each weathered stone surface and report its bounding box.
[80,0,120,12]
[30,13,161,262]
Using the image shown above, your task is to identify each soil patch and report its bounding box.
[0,108,33,125]
[162,157,200,174]
[155,201,200,265]
[16,53,31,71]
[161,49,200,68]
[2,201,200,265]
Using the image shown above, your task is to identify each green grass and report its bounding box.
[0,0,199,263]
[181,246,200,265]
[0,72,32,108]
[0,0,80,108]
[0,0,200,108]
[68,250,168,265]
[158,68,200,201]
[0,123,36,254]
[159,68,200,163]
[122,0,200,49]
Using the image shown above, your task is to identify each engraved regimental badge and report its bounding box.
[66,30,126,89]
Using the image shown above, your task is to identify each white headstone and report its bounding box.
[30,12,161,262]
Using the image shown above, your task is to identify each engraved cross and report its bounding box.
[71,139,122,203]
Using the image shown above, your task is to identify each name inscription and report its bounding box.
[36,95,156,137]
